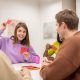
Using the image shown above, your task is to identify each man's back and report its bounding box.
[64,32,80,80]
[58,31,80,80]
[40,31,80,80]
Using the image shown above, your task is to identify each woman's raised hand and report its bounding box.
[2,23,6,30]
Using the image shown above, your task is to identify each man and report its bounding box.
[40,9,80,80]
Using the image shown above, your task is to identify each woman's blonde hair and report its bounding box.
[0,50,33,80]
[0,50,23,80]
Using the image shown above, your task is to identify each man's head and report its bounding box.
[55,9,79,40]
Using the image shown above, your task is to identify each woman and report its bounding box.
[0,22,40,64]
[43,33,63,61]
[0,50,32,80]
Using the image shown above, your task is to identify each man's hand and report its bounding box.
[43,57,53,66]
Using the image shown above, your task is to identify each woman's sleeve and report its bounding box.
[25,46,40,63]
[0,29,5,49]
[0,29,5,35]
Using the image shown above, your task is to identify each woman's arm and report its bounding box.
[0,23,6,35]
[0,23,7,49]
[25,46,40,63]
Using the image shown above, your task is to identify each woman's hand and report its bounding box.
[46,44,51,49]
[2,23,6,30]
[20,68,32,80]
[23,52,30,58]
[20,68,30,77]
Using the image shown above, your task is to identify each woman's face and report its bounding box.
[16,26,26,41]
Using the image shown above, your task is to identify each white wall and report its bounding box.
[0,0,42,56]
[62,0,76,11]
[76,0,80,30]
[40,0,62,55]
[0,0,62,62]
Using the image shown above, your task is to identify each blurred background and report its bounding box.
[0,0,79,62]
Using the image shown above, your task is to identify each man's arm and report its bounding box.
[40,54,78,80]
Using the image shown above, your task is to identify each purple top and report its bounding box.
[0,29,40,64]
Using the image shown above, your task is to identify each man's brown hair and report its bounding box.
[55,9,79,30]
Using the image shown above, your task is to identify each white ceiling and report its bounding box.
[18,0,56,4]
[1,0,58,5]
